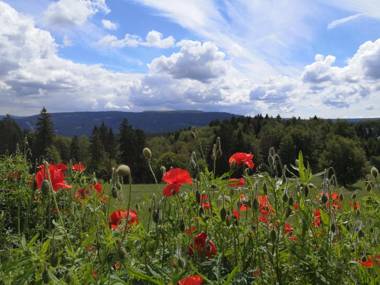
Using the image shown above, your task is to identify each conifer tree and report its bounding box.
[70,136,81,162]
[0,115,23,155]
[34,107,54,159]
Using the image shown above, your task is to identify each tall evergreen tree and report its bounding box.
[89,126,106,175]
[34,107,54,159]
[0,115,23,155]
[70,136,81,162]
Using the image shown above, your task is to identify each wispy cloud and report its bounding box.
[327,13,364,29]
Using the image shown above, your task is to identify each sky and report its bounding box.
[0,0,379,118]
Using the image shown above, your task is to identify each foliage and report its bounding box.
[0,146,379,284]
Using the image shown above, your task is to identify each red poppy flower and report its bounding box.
[240,204,250,211]
[258,215,268,223]
[320,192,341,209]
[189,232,217,258]
[360,257,374,268]
[284,223,293,235]
[351,201,360,210]
[109,209,138,230]
[233,209,240,220]
[293,203,299,210]
[258,195,274,215]
[72,162,86,173]
[92,182,103,194]
[178,275,203,285]
[228,152,255,169]
[35,163,71,192]
[162,168,192,197]
[313,209,321,228]
[228,178,246,187]
[200,194,211,209]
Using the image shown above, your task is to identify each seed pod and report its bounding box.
[116,164,131,177]
[142,147,152,160]
[321,193,328,204]
[220,208,227,221]
[252,198,258,211]
[270,229,276,243]
[195,191,201,204]
[288,197,294,207]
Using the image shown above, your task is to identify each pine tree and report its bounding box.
[34,107,54,159]
[89,126,106,175]
[70,136,81,162]
[0,115,23,155]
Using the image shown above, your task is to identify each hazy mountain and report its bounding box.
[5,111,238,136]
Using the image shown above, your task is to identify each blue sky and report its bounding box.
[0,0,380,117]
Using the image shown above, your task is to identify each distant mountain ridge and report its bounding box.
[4,111,238,136]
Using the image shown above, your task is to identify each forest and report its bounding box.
[1,107,379,186]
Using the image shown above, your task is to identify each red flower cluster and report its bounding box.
[313,209,321,228]
[284,223,297,241]
[162,168,192,197]
[228,152,255,169]
[178,275,203,285]
[359,255,380,268]
[200,194,211,209]
[320,192,341,209]
[257,195,274,223]
[35,163,71,192]
[189,232,217,258]
[109,209,138,230]
[228,178,246,188]
[72,162,86,173]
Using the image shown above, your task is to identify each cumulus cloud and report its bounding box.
[149,40,228,82]
[44,0,110,27]
[98,30,175,48]
[101,19,117,30]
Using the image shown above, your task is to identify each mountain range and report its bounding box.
[4,111,238,136]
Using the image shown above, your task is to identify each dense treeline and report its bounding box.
[0,109,379,185]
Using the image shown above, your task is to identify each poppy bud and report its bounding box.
[50,252,58,267]
[270,229,276,243]
[321,193,328,204]
[116,164,131,177]
[220,208,227,221]
[263,184,268,195]
[195,191,201,204]
[179,219,185,232]
[216,137,222,156]
[358,230,365,238]
[142,147,152,160]
[304,187,309,197]
[366,183,372,192]
[252,198,258,211]
[111,186,118,198]
[331,223,336,233]
[371,166,378,179]
[282,192,288,203]
[153,209,160,223]
[351,193,357,200]
[288,197,294,206]
[42,179,50,195]
[339,193,344,201]
[199,207,204,216]
[160,166,166,174]
[42,269,49,283]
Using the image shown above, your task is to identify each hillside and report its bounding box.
[6,111,238,136]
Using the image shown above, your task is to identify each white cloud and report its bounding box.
[101,19,117,30]
[98,30,175,49]
[327,13,364,29]
[44,0,110,27]
[149,40,227,82]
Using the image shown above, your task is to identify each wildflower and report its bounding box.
[185,226,197,236]
[228,152,255,169]
[200,194,211,209]
[232,209,240,220]
[162,168,192,197]
[360,256,374,268]
[75,188,89,200]
[258,195,274,215]
[72,162,86,173]
[189,232,217,258]
[178,275,203,285]
[109,209,138,230]
[92,182,103,194]
[313,209,321,228]
[228,178,245,187]
[284,223,293,235]
[35,163,71,192]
